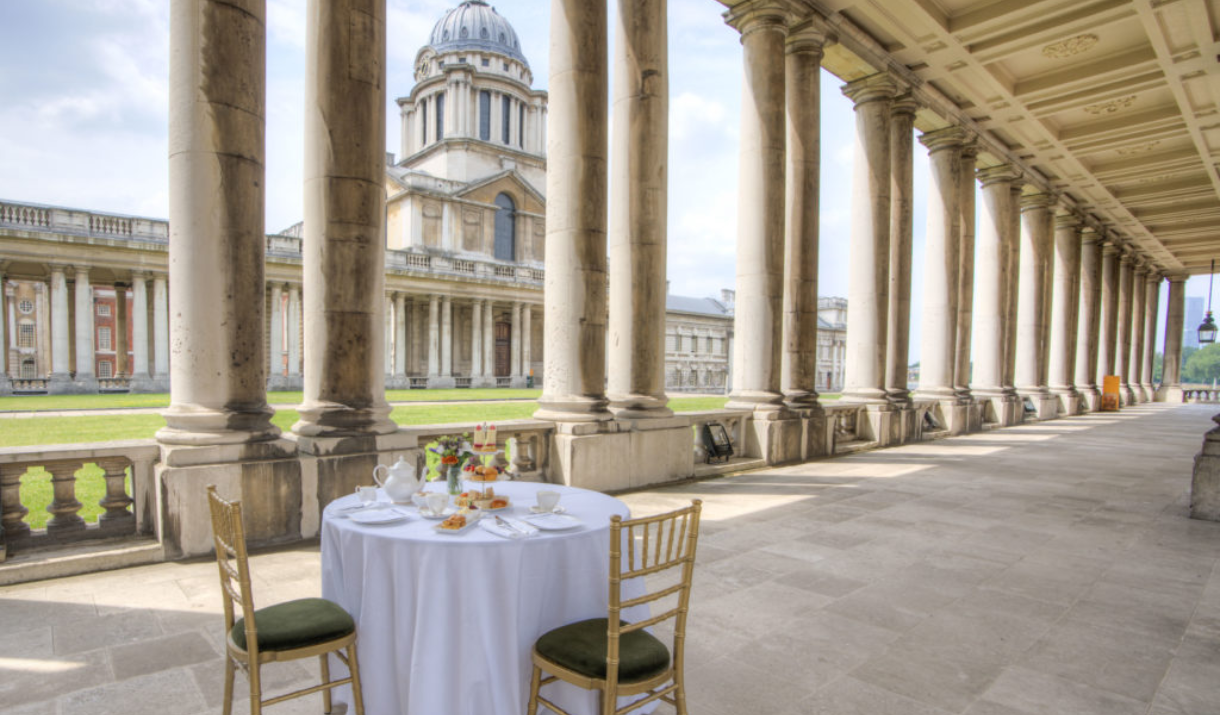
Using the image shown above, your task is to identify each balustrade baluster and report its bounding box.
[0,465,31,542]
[96,458,135,530]
[45,462,86,535]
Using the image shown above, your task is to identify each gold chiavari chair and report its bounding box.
[527,500,702,715]
[207,485,365,715]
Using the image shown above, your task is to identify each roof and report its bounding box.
[666,295,732,317]
[427,1,528,67]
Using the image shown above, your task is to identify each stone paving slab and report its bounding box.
[1,403,1218,714]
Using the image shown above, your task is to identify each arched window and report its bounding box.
[494,193,516,261]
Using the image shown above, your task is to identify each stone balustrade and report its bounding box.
[10,379,49,394]
[404,420,554,481]
[0,200,167,242]
[0,441,159,558]
[1183,389,1220,403]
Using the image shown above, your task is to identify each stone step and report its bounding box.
[0,537,164,586]
[692,457,767,479]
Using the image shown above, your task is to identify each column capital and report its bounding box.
[1146,271,1163,284]
[1019,192,1056,212]
[1080,225,1104,244]
[785,16,834,55]
[918,125,970,153]
[1054,212,1085,230]
[1166,273,1189,284]
[724,0,795,36]
[960,140,980,160]
[891,93,921,117]
[130,269,149,281]
[842,72,899,106]
[976,163,1021,187]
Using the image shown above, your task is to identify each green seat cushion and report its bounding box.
[535,618,670,683]
[231,598,355,652]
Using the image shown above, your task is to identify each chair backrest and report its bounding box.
[206,485,259,657]
[606,500,702,688]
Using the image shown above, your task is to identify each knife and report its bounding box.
[495,515,528,537]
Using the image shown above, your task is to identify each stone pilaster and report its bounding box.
[536,0,611,422]
[113,282,129,378]
[1048,214,1082,415]
[268,282,283,382]
[48,265,71,391]
[510,301,521,378]
[913,127,966,405]
[470,299,484,385]
[839,72,897,411]
[483,301,495,379]
[1074,228,1103,409]
[152,273,169,382]
[725,5,789,418]
[1142,273,1160,399]
[160,0,279,444]
[427,294,439,379]
[393,292,407,383]
[73,266,96,387]
[1159,275,1186,401]
[1003,183,1024,398]
[608,0,671,418]
[886,95,918,407]
[973,165,1021,424]
[0,265,8,394]
[955,142,978,407]
[129,272,154,391]
[287,284,301,381]
[1015,193,1056,419]
[522,304,532,382]
[295,0,394,437]
[1116,250,1135,405]
[1097,240,1120,385]
[1128,264,1148,402]
[440,295,452,380]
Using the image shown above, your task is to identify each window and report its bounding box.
[98,326,112,351]
[502,96,511,144]
[17,298,33,315]
[98,361,113,378]
[479,90,491,141]
[435,93,445,141]
[458,57,467,63]
[97,303,111,317]
[420,98,428,145]
[20,358,35,379]
[705,336,712,353]
[18,322,34,348]
[690,336,696,354]
[502,61,509,71]
[666,334,676,352]
[481,58,490,67]
[518,103,525,147]
[493,193,516,261]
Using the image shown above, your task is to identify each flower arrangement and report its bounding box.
[427,434,474,480]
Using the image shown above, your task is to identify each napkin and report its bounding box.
[480,516,538,539]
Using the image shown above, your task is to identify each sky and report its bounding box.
[0,0,1201,358]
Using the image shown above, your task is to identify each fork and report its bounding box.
[495,515,527,537]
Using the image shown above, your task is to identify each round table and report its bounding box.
[321,480,647,715]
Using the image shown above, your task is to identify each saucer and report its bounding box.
[528,505,566,515]
[350,508,410,525]
[419,506,457,520]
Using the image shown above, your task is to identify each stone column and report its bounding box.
[161,0,277,444]
[0,266,7,389]
[470,299,483,382]
[441,295,452,378]
[913,127,966,404]
[886,95,918,406]
[427,294,439,378]
[1159,275,1186,401]
[973,165,1020,423]
[49,265,70,386]
[1048,214,1082,414]
[1142,273,1160,398]
[287,284,301,379]
[153,273,169,383]
[1097,241,1120,385]
[725,5,789,415]
[1116,250,1135,404]
[1074,228,1103,409]
[776,23,827,416]
[839,73,897,406]
[483,302,495,379]
[955,143,978,403]
[608,0,671,418]
[73,267,95,383]
[1015,194,1055,417]
[535,0,610,422]
[131,272,150,380]
[295,0,394,437]
[1129,264,1148,402]
[510,301,522,378]
[383,294,392,377]
[268,283,283,377]
[113,283,128,378]
[1003,183,1023,396]
[522,304,532,380]
[394,292,407,379]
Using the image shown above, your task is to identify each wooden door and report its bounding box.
[495,320,511,377]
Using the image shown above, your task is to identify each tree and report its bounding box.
[1182,343,1220,385]
[1153,351,1163,383]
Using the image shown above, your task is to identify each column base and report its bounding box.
[840,387,893,406]
[1192,419,1220,521]
[973,390,1020,427]
[549,418,694,490]
[726,389,787,413]
[1051,388,1082,416]
[1075,387,1101,412]
[794,405,831,460]
[1120,383,1137,406]
[1140,382,1155,402]
[534,394,613,423]
[744,411,803,465]
[608,392,673,420]
[1156,385,1184,403]
[1017,389,1059,421]
[291,401,398,438]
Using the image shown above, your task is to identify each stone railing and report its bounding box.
[0,441,160,558]
[686,409,749,462]
[98,377,130,392]
[825,403,875,449]
[386,249,543,285]
[1183,389,1220,403]
[10,379,49,394]
[455,376,472,388]
[405,420,553,481]
[0,200,168,242]
[496,377,513,387]
[409,377,429,388]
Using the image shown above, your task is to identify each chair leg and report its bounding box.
[601,687,615,715]
[222,656,235,715]
[320,654,332,714]
[674,676,688,715]
[347,644,365,715]
[248,661,263,715]
[526,665,542,714]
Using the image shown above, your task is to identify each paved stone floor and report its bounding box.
[2,403,1218,714]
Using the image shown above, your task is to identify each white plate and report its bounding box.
[433,513,482,534]
[523,513,582,531]
[335,502,386,516]
[419,506,457,520]
[349,508,410,525]
[528,505,566,515]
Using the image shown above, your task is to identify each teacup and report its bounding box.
[425,492,448,515]
[536,490,561,513]
[355,486,377,506]
[410,492,429,510]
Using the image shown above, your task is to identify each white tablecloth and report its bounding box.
[321,480,646,715]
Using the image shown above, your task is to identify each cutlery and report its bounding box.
[495,515,527,537]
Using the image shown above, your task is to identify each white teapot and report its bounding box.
[373,456,421,503]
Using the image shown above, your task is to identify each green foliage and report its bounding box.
[1182,343,1220,385]
[1153,352,1163,383]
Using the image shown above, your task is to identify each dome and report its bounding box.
[427,1,528,67]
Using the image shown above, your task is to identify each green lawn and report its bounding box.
[0,388,545,412]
